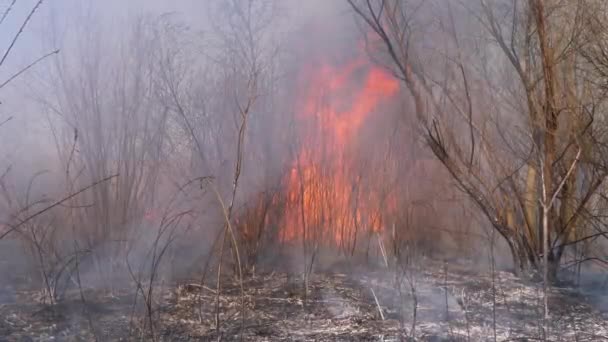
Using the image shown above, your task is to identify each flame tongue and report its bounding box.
[282,54,399,246]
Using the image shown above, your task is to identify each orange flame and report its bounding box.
[281,52,399,247]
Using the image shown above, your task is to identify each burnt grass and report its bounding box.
[1,259,608,341]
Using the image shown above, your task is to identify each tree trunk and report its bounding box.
[506,235,537,278]
[547,253,560,283]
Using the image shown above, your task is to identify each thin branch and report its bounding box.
[370,286,385,320]
[0,0,16,27]
[0,0,45,68]
[0,174,118,240]
[553,231,608,250]
[0,49,59,90]
[548,147,582,209]
[0,116,13,128]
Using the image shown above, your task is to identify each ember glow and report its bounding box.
[281,53,399,247]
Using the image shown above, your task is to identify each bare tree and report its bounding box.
[152,0,284,338]
[347,0,608,281]
[42,15,172,292]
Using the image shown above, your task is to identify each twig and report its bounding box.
[376,232,389,268]
[539,146,581,322]
[0,49,59,90]
[0,174,119,240]
[444,260,449,323]
[0,0,44,67]
[0,116,12,128]
[0,0,16,27]
[73,241,98,342]
[460,289,471,342]
[406,270,418,339]
[370,286,385,320]
[211,184,245,341]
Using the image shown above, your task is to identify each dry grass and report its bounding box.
[1,258,607,341]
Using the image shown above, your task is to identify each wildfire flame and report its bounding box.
[281,52,399,248]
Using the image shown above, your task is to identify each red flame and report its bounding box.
[281,52,399,246]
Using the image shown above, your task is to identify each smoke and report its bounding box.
[0,0,516,315]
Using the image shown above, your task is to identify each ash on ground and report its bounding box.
[1,259,607,341]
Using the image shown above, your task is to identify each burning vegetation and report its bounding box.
[1,0,608,341]
[281,53,400,245]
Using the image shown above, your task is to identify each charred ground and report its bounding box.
[1,256,607,341]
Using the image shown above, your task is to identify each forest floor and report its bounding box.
[1,259,608,341]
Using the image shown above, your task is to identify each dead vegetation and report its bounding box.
[1,259,607,341]
[1,0,608,341]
